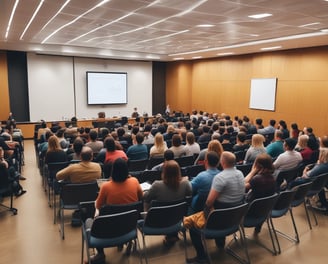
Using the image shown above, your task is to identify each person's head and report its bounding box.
[135,132,144,144]
[80,146,93,162]
[269,119,276,127]
[237,132,246,143]
[320,136,328,148]
[154,132,164,146]
[47,135,61,152]
[166,125,175,134]
[111,158,129,182]
[284,138,297,150]
[56,128,66,138]
[274,130,283,140]
[220,151,236,169]
[255,118,263,126]
[161,160,181,189]
[186,132,195,145]
[72,137,84,154]
[205,151,219,168]
[164,149,174,161]
[253,153,274,174]
[117,127,125,137]
[207,140,224,156]
[104,137,116,152]
[297,134,309,149]
[98,112,105,118]
[172,134,182,147]
[291,123,299,130]
[251,134,265,148]
[89,130,98,141]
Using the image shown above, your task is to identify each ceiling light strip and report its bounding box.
[169,31,328,56]
[40,0,71,31]
[20,0,45,40]
[5,0,20,39]
[42,0,110,43]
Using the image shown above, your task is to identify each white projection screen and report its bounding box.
[87,71,127,105]
[249,78,277,111]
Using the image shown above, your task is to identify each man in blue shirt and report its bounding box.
[190,151,220,213]
[266,130,284,158]
[126,132,148,160]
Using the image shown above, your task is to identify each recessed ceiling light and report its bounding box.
[217,52,234,56]
[192,56,202,59]
[196,24,214,28]
[299,22,320,28]
[173,57,184,60]
[248,13,272,19]
[261,46,282,51]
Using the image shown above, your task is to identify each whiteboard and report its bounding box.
[249,78,277,111]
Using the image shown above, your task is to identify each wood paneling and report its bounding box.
[166,46,328,136]
[0,52,10,120]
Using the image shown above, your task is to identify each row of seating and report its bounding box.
[53,172,328,263]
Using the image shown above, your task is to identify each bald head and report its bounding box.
[81,146,93,161]
[220,151,236,169]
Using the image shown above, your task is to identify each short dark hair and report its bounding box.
[89,130,98,141]
[205,151,219,167]
[164,149,174,161]
[269,119,276,126]
[172,134,182,147]
[237,132,246,143]
[104,137,116,151]
[80,146,93,161]
[111,158,129,182]
[284,138,297,150]
[136,132,144,144]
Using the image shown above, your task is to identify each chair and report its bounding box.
[234,150,247,164]
[288,181,313,241]
[59,181,99,239]
[268,189,297,254]
[137,170,161,184]
[175,155,194,168]
[45,161,70,223]
[236,163,253,177]
[0,164,18,215]
[242,193,279,256]
[275,167,300,191]
[183,164,205,180]
[147,156,164,170]
[199,203,249,264]
[81,210,142,264]
[100,200,144,217]
[138,202,188,264]
[128,159,149,176]
[222,142,233,152]
[305,173,328,226]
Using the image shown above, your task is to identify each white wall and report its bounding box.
[27,53,152,122]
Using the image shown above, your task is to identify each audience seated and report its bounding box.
[169,134,186,158]
[185,132,200,157]
[244,134,266,164]
[96,137,127,164]
[85,130,104,154]
[266,130,284,159]
[232,131,249,152]
[67,137,84,161]
[195,138,223,165]
[44,136,67,164]
[126,132,148,161]
[295,134,314,165]
[149,133,167,158]
[257,119,276,135]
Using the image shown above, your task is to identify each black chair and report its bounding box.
[305,173,328,225]
[236,163,253,177]
[199,203,249,264]
[268,189,297,254]
[183,164,205,180]
[222,142,233,152]
[242,193,279,256]
[175,155,194,168]
[138,202,188,264]
[289,181,313,241]
[81,210,142,264]
[0,164,18,215]
[234,150,247,164]
[147,156,164,170]
[128,159,149,176]
[59,181,99,239]
[137,170,161,184]
[275,167,300,191]
[100,200,144,217]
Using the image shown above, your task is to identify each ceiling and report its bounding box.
[1,0,328,61]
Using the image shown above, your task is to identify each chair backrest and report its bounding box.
[60,181,99,206]
[244,193,279,227]
[138,170,161,184]
[79,201,96,222]
[144,202,188,228]
[271,190,296,217]
[91,210,139,239]
[47,161,70,180]
[222,143,233,152]
[275,167,300,187]
[175,155,194,168]
[148,156,164,169]
[236,163,253,176]
[234,150,247,163]
[128,159,149,172]
[291,181,313,207]
[307,173,328,197]
[204,203,249,237]
[184,164,206,179]
[99,200,143,216]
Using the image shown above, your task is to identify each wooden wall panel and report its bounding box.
[0,52,10,120]
[166,46,328,136]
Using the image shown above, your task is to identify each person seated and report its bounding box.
[266,130,284,159]
[56,128,70,150]
[185,132,200,157]
[232,131,249,152]
[151,149,174,171]
[169,134,186,158]
[149,133,167,158]
[96,137,127,164]
[295,134,314,165]
[190,151,220,214]
[88,158,143,264]
[56,146,101,183]
[85,130,103,155]
[44,136,68,164]
[67,137,84,161]
[195,138,223,165]
[144,160,192,245]
[244,134,266,164]
[257,119,276,135]
[131,107,139,118]
[126,132,148,161]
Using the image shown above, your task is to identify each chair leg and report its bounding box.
[226,227,250,264]
[266,218,279,255]
[302,201,313,230]
[268,217,281,254]
[306,197,318,226]
[81,230,84,264]
[60,208,65,240]
[289,208,300,243]
[200,234,212,264]
[141,234,148,264]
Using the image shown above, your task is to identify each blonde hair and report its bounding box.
[319,148,328,164]
[47,135,61,152]
[251,134,265,148]
[154,133,166,153]
[297,134,309,149]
